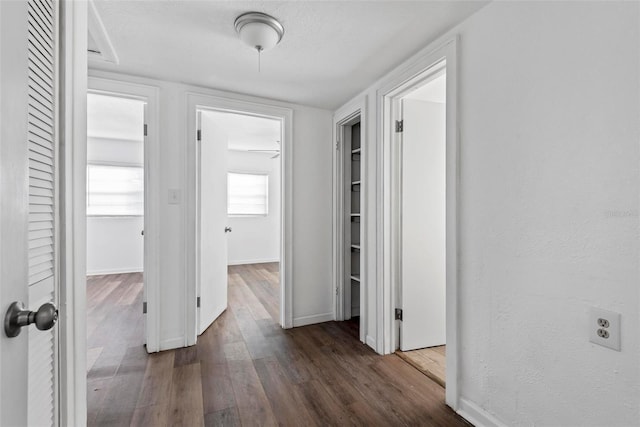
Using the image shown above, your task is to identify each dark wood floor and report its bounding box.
[87,263,468,426]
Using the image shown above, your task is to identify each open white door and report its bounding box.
[197,111,229,335]
[400,97,447,351]
[1,0,59,425]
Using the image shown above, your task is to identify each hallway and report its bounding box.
[87,264,467,426]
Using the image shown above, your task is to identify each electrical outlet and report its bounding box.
[589,307,620,351]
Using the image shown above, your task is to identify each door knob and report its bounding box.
[141,229,144,236]
[4,301,58,338]
[225,227,232,233]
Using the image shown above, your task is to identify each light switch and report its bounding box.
[168,189,181,204]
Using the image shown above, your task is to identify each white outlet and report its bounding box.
[589,307,620,351]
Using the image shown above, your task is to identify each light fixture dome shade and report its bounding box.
[235,12,284,52]
[239,22,279,51]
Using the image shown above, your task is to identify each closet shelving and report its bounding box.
[345,121,362,319]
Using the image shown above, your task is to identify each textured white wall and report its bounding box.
[227,150,281,265]
[338,1,640,425]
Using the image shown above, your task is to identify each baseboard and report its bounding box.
[159,337,185,352]
[86,267,143,276]
[351,306,360,316]
[292,312,333,327]
[457,398,507,427]
[227,258,279,266]
[366,335,377,351]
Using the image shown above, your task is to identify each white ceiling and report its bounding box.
[90,1,489,110]
[202,110,281,152]
[405,73,446,103]
[87,93,145,141]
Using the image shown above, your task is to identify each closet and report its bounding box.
[344,120,362,320]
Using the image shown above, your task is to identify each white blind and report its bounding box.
[87,164,144,216]
[27,0,56,425]
[227,172,269,215]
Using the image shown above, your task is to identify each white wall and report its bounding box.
[86,136,144,275]
[338,1,640,425]
[401,99,446,350]
[88,70,333,349]
[227,150,281,265]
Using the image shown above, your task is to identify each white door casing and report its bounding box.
[399,97,447,351]
[86,77,161,352]
[185,94,293,346]
[197,111,229,334]
[1,0,59,425]
[379,37,459,408]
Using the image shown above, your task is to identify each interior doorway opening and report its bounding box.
[336,115,364,341]
[85,91,147,403]
[394,69,447,388]
[196,109,283,335]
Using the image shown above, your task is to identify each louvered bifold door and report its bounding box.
[27,0,58,425]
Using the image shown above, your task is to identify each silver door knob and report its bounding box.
[4,301,58,338]
[225,227,232,233]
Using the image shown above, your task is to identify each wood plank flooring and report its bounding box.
[396,346,446,388]
[87,263,469,426]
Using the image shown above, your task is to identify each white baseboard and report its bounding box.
[227,258,279,266]
[292,312,333,327]
[366,335,377,351]
[458,398,507,427]
[86,267,143,276]
[159,337,185,352]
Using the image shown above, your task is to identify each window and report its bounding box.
[228,172,268,216]
[87,164,144,216]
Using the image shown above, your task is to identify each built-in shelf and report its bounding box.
[344,120,362,320]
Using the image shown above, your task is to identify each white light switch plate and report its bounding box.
[168,189,181,204]
[589,307,620,351]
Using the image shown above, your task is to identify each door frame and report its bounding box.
[332,96,367,345]
[58,1,88,425]
[379,37,459,409]
[185,93,293,344]
[86,77,161,352]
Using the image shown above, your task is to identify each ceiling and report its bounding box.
[90,1,489,110]
[405,73,446,103]
[202,110,281,152]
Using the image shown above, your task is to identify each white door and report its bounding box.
[197,111,229,335]
[1,0,59,425]
[400,98,447,351]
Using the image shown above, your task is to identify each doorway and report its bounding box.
[85,90,148,422]
[195,109,282,335]
[335,113,365,343]
[395,71,447,387]
[381,39,459,408]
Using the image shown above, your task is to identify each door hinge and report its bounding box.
[197,296,201,308]
[336,287,339,296]
[143,123,148,137]
[143,301,147,314]
[197,129,202,141]
[395,308,403,321]
[336,140,340,150]
[395,120,404,133]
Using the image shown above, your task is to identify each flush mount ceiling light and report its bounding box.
[234,12,284,71]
